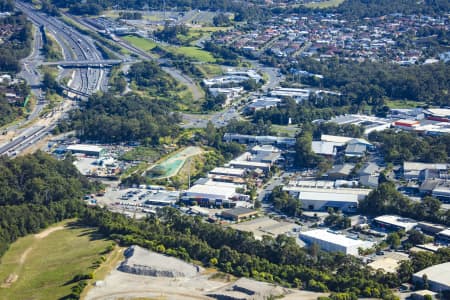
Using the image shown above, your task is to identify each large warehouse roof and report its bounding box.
[67,144,103,153]
[300,229,373,248]
[186,184,236,198]
[210,167,246,177]
[299,191,358,202]
[374,215,418,231]
[414,262,450,287]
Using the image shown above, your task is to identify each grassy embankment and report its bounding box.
[0,219,120,300]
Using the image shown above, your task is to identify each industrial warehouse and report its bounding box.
[299,229,374,256]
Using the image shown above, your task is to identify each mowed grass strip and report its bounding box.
[0,220,112,300]
[123,35,157,51]
[166,45,215,63]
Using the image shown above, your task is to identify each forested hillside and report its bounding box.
[48,0,268,21]
[0,12,33,127]
[0,152,94,257]
[333,0,450,18]
[69,92,181,144]
[0,13,32,73]
[289,59,450,106]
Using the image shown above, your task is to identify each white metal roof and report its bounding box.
[414,262,450,287]
[284,186,371,196]
[321,134,352,144]
[186,184,236,198]
[374,215,418,230]
[438,228,450,237]
[300,229,374,248]
[67,144,103,152]
[403,162,447,171]
[210,167,246,176]
[425,108,450,117]
[299,191,358,202]
[311,141,339,156]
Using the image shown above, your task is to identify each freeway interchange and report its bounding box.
[0,2,112,157]
[16,1,109,96]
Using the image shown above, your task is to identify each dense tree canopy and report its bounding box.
[70,92,181,144]
[289,59,450,107]
[368,130,450,164]
[0,13,32,73]
[333,0,450,18]
[359,182,450,225]
[0,152,94,257]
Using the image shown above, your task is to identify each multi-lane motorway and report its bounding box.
[0,2,112,157]
[16,1,109,96]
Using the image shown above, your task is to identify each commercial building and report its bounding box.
[284,186,370,201]
[358,163,384,177]
[345,143,367,157]
[403,162,448,180]
[393,120,421,131]
[225,69,262,82]
[181,184,238,207]
[269,87,310,101]
[359,174,379,188]
[208,174,247,185]
[209,167,247,178]
[311,141,340,157]
[299,229,374,255]
[298,191,359,212]
[410,290,438,300]
[373,215,418,231]
[246,97,282,112]
[413,262,450,292]
[228,152,272,173]
[327,164,355,180]
[326,114,392,135]
[437,229,450,243]
[67,144,105,157]
[144,191,179,206]
[223,133,296,147]
[221,207,258,221]
[228,160,271,173]
[417,222,446,235]
[431,181,450,202]
[424,108,450,122]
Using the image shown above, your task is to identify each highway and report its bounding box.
[16,1,108,96]
[0,2,112,157]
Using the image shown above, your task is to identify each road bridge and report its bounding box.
[42,59,122,68]
[62,86,90,98]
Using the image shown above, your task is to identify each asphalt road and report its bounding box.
[0,1,111,156]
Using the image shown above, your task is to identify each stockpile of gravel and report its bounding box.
[118,245,201,278]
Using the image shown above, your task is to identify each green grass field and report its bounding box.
[196,64,223,77]
[120,146,161,162]
[305,0,345,8]
[123,34,215,63]
[123,35,157,51]
[0,220,112,300]
[170,46,216,63]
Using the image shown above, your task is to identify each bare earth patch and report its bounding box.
[34,225,64,239]
[1,273,18,288]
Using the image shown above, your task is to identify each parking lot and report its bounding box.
[97,186,179,216]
